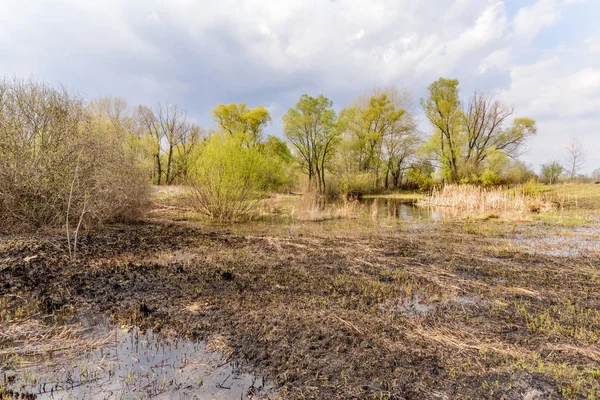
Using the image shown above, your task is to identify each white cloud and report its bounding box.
[513,0,561,45]
[498,35,600,172]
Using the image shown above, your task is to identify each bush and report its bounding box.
[336,172,377,195]
[189,133,288,222]
[0,79,150,231]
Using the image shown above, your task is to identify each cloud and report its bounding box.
[0,0,596,171]
[513,0,561,45]
[498,35,600,171]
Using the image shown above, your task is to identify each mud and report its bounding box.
[2,216,600,399]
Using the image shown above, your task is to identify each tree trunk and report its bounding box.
[156,154,162,185]
[166,145,174,184]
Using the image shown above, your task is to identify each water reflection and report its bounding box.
[357,198,439,221]
[4,317,272,400]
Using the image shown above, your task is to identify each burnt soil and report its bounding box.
[1,214,600,399]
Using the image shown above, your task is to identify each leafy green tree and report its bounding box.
[405,160,435,191]
[283,94,339,194]
[213,103,271,145]
[502,160,537,184]
[541,161,564,185]
[336,88,419,192]
[172,124,205,183]
[422,78,536,183]
[261,135,298,191]
[421,78,463,182]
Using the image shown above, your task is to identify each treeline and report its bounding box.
[282,79,539,194]
[1,77,592,225]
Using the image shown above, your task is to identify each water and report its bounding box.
[357,198,438,221]
[4,317,272,399]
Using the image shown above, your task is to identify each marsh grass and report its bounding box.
[290,189,362,222]
[418,184,553,216]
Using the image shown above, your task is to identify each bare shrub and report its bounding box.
[0,79,149,232]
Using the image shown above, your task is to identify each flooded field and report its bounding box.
[2,188,600,399]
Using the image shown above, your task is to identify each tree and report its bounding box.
[338,88,419,191]
[157,104,190,185]
[283,94,339,194]
[137,104,191,185]
[421,78,463,182]
[138,105,165,184]
[462,92,535,175]
[565,136,586,180]
[172,124,205,183]
[379,90,420,190]
[541,161,564,185]
[213,103,271,145]
[421,79,537,183]
[502,160,536,184]
[592,167,600,182]
[89,97,154,177]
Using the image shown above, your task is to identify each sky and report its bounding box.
[0,0,598,174]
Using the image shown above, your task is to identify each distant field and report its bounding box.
[529,183,600,210]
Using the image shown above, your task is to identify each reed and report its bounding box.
[291,188,361,221]
[417,184,552,215]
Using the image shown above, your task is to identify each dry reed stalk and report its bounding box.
[0,319,116,370]
[417,184,552,215]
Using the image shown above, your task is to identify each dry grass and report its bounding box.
[418,184,552,216]
[290,188,362,221]
[0,310,116,374]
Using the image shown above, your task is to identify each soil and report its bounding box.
[1,199,600,399]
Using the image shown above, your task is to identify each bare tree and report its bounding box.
[565,136,586,180]
[463,92,514,170]
[592,167,600,182]
[138,105,165,184]
[155,104,190,185]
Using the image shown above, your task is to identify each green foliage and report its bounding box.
[213,103,271,145]
[336,88,419,193]
[405,161,436,191]
[421,78,536,184]
[283,94,339,194]
[189,133,289,221]
[541,161,565,185]
[479,169,501,186]
[421,78,463,182]
[337,172,378,195]
[502,160,537,184]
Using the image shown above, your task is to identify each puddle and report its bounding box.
[378,294,480,317]
[3,316,273,399]
[357,198,441,221]
[512,228,600,257]
[378,293,436,317]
